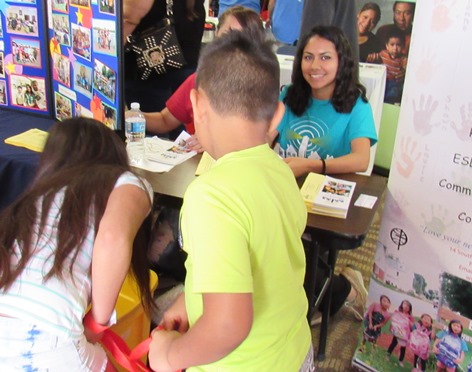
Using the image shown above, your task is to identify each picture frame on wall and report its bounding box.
[0,80,7,106]
[11,38,42,69]
[5,6,39,37]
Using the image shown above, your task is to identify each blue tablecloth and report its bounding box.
[0,110,55,210]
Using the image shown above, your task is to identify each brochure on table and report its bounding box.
[46,0,122,129]
[132,131,197,173]
[0,0,52,116]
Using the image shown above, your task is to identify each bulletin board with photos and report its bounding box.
[46,0,122,129]
[0,0,51,115]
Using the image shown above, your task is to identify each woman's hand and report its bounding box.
[284,157,317,178]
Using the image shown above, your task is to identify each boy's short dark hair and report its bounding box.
[385,28,406,46]
[196,31,279,123]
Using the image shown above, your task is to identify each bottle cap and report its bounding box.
[130,102,140,110]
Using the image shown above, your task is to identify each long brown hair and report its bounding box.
[0,117,155,314]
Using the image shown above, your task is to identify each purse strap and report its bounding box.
[166,0,174,19]
[84,311,182,372]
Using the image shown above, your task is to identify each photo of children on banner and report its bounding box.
[99,0,115,15]
[52,0,69,13]
[92,19,116,56]
[0,81,7,105]
[73,61,93,98]
[359,295,391,353]
[434,319,469,372]
[410,313,434,371]
[55,92,72,120]
[386,299,415,367]
[93,58,116,103]
[52,52,71,87]
[70,0,91,8]
[9,74,47,111]
[72,23,92,61]
[52,13,71,46]
[6,6,38,37]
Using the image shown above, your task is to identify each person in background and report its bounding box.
[266,0,303,47]
[299,0,359,64]
[148,30,313,372]
[124,0,205,139]
[217,0,260,17]
[267,25,377,323]
[357,2,383,63]
[0,118,155,370]
[376,1,415,56]
[141,6,264,152]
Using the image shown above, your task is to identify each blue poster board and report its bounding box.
[0,0,52,116]
[46,0,123,130]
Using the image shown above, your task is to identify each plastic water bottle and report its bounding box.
[125,102,146,165]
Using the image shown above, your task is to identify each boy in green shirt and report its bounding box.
[148,31,313,372]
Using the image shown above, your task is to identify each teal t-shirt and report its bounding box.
[180,144,311,371]
[275,86,377,160]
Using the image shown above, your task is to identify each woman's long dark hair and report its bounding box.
[0,117,155,315]
[285,25,367,116]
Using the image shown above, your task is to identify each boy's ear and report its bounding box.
[268,101,285,133]
[190,88,209,123]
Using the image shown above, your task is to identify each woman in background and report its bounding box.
[268,25,377,323]
[0,118,155,370]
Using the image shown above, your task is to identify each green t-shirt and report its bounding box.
[181,144,311,371]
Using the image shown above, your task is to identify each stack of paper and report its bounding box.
[300,173,356,219]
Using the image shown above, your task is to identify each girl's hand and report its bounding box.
[161,293,189,333]
[185,135,203,153]
[148,328,181,372]
[284,157,314,178]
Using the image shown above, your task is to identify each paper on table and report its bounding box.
[354,194,378,209]
[4,128,49,152]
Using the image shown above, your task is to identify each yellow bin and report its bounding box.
[109,271,158,371]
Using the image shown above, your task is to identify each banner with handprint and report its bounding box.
[353,1,472,371]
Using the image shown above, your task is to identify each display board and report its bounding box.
[46,0,123,129]
[353,1,472,371]
[0,0,52,115]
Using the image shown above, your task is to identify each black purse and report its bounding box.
[126,0,187,80]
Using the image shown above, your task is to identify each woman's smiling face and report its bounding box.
[301,35,339,100]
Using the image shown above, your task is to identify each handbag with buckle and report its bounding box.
[126,0,187,80]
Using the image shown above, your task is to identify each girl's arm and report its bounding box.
[143,108,182,134]
[284,137,371,178]
[432,337,441,354]
[149,293,253,371]
[90,184,151,325]
[455,350,465,365]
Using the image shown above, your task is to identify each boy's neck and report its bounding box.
[208,116,268,160]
